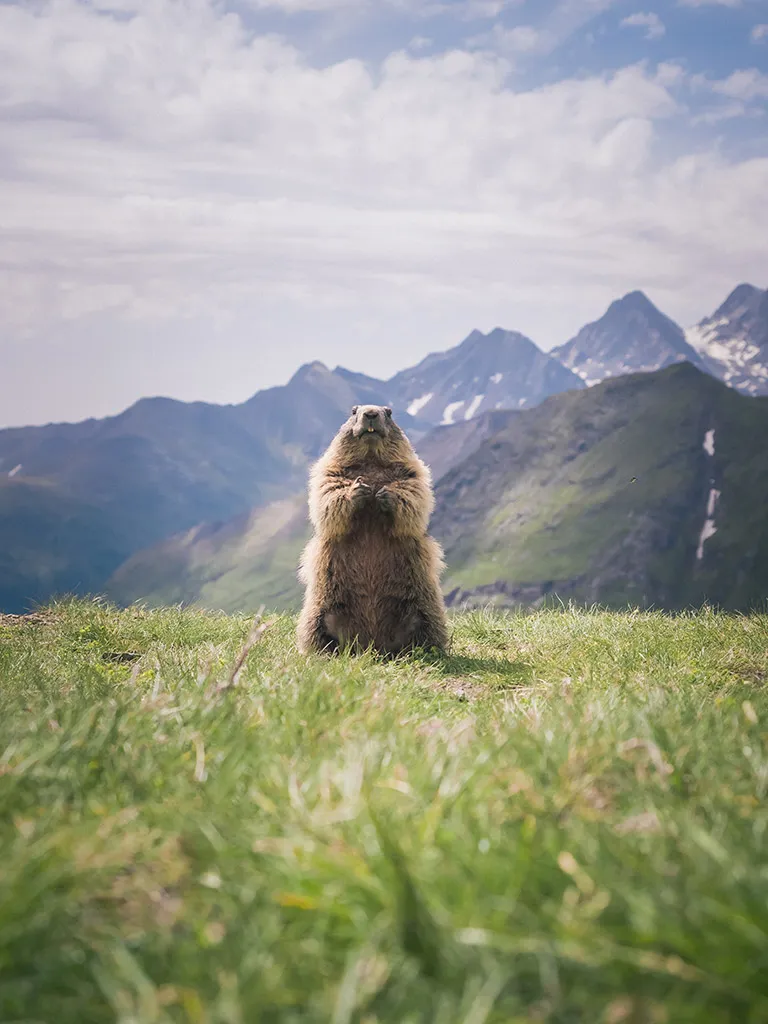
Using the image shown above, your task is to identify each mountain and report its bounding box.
[0,477,125,614]
[0,327,583,612]
[0,396,301,613]
[6,290,766,614]
[387,328,585,425]
[551,291,704,385]
[235,361,429,456]
[104,415,516,612]
[108,364,768,615]
[415,408,521,483]
[107,496,309,613]
[435,363,768,611]
[685,284,768,396]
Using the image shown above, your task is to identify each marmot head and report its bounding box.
[349,404,393,440]
[329,404,413,463]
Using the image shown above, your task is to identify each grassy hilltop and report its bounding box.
[1,601,768,1022]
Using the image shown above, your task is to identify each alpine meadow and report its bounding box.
[1,601,768,1023]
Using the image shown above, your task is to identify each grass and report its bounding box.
[1,600,767,1023]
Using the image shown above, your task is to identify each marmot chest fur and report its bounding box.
[296,404,448,656]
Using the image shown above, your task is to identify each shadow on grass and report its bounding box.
[416,650,534,687]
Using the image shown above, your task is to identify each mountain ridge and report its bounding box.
[107,363,768,615]
[3,282,767,613]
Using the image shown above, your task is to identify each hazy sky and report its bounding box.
[1,0,767,427]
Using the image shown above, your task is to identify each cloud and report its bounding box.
[752,24,768,42]
[689,67,768,121]
[472,0,624,57]
[245,0,359,10]
[0,0,766,425]
[710,68,768,99]
[245,0,521,15]
[470,23,547,54]
[621,12,666,39]
[678,0,742,7]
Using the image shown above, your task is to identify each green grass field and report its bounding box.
[1,601,767,1023]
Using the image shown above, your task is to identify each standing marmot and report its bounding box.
[296,404,449,656]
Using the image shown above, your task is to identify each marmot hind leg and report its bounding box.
[409,594,450,655]
[411,618,449,655]
[297,610,339,656]
[383,598,449,657]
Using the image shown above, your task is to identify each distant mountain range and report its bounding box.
[1,282,766,613]
[109,364,768,614]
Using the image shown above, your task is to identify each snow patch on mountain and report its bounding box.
[696,427,720,561]
[696,514,718,561]
[696,488,721,561]
[442,401,465,425]
[464,395,484,420]
[407,393,433,417]
[8,464,21,478]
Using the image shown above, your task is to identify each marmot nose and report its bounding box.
[363,410,378,421]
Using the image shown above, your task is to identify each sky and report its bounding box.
[0,0,767,427]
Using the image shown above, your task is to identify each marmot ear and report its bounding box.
[351,406,359,415]
[384,407,392,418]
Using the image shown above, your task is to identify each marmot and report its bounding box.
[296,404,449,657]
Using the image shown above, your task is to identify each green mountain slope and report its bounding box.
[104,418,511,613]
[106,496,309,613]
[415,408,520,483]
[107,364,768,614]
[0,478,125,613]
[435,363,768,610]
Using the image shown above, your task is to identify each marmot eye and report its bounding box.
[384,407,392,418]
[351,406,359,415]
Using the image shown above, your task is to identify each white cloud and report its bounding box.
[471,23,546,54]
[245,0,360,10]
[710,68,768,100]
[692,101,748,123]
[245,0,521,14]
[621,12,666,39]
[679,0,742,7]
[751,24,768,42]
[472,0,624,57]
[0,0,765,425]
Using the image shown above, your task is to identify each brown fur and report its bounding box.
[296,404,449,657]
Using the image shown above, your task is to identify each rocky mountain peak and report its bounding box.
[714,283,763,319]
[685,283,768,396]
[387,327,583,426]
[288,360,332,385]
[550,291,701,386]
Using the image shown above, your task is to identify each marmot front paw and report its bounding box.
[375,486,395,512]
[349,477,374,508]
